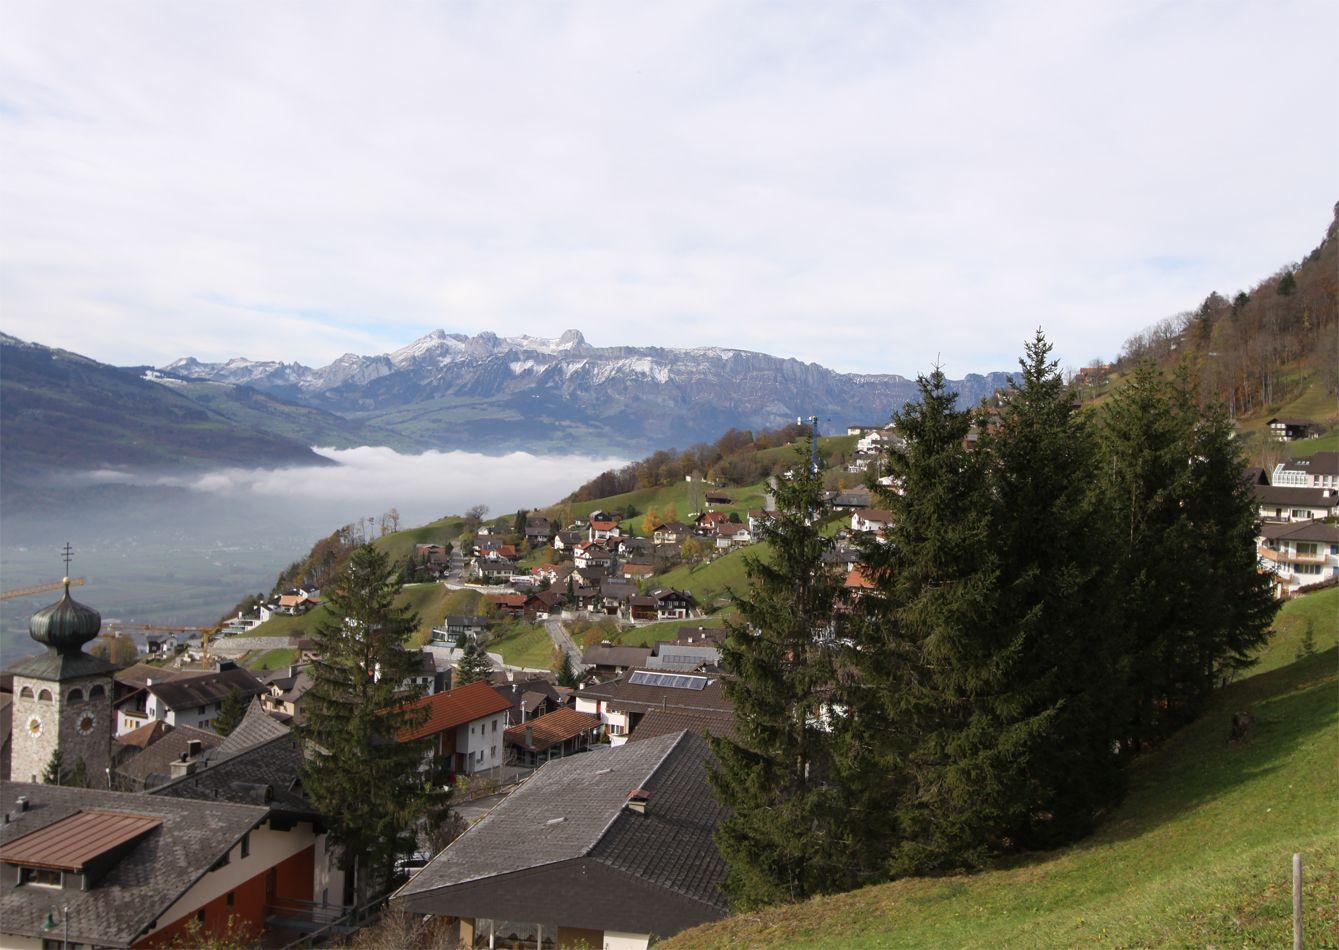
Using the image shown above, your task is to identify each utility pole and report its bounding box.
[809,415,820,474]
[1293,852,1303,949]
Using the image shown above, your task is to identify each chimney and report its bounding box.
[524,725,534,748]
[626,788,651,815]
[16,796,29,813]
[187,739,203,758]
[146,678,153,687]
[170,752,198,779]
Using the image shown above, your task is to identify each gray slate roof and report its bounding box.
[396,731,727,912]
[113,723,223,790]
[8,649,116,682]
[141,666,264,711]
[0,781,267,947]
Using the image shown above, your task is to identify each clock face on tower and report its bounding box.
[77,711,97,735]
[26,715,43,738]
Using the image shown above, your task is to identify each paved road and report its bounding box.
[544,618,585,672]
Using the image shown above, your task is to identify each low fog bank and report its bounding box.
[1,446,622,661]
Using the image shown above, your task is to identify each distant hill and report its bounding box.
[0,334,382,488]
[162,329,1015,455]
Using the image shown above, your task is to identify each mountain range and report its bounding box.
[160,329,1012,454]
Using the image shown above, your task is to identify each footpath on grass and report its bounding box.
[667,589,1339,948]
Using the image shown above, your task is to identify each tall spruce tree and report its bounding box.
[1096,363,1199,750]
[297,544,450,906]
[710,443,851,909]
[981,331,1124,846]
[212,688,247,737]
[848,367,1031,876]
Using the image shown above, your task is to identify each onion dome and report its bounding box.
[29,579,102,655]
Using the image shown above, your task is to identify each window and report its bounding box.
[492,719,498,733]
[20,867,61,887]
[89,684,105,699]
[67,688,84,703]
[226,891,235,907]
[240,832,250,858]
[19,686,33,699]
[37,689,52,702]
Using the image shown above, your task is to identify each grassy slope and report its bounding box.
[668,592,1339,948]
[488,622,555,670]
[250,582,452,645]
[653,544,770,610]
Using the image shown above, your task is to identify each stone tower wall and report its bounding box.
[9,672,113,786]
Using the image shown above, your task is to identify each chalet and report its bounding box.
[857,428,902,454]
[503,707,601,766]
[575,670,732,745]
[415,543,449,563]
[489,676,565,726]
[114,664,265,736]
[851,508,893,533]
[259,665,314,721]
[398,681,513,777]
[695,510,730,530]
[1253,485,1339,523]
[551,530,585,552]
[746,508,776,533]
[524,517,554,544]
[844,566,876,595]
[713,523,752,549]
[472,556,518,583]
[598,579,638,615]
[703,490,733,507]
[1076,364,1110,386]
[487,593,529,618]
[628,588,695,622]
[572,540,613,570]
[393,732,728,950]
[652,522,691,545]
[0,780,321,949]
[828,487,873,510]
[571,565,609,588]
[581,643,652,677]
[1272,452,1339,489]
[1257,521,1339,598]
[616,536,655,558]
[1267,418,1319,441]
[525,589,566,619]
[431,615,497,647]
[589,511,623,541]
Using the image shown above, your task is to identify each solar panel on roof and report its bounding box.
[629,670,707,690]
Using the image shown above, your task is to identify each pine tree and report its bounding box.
[982,331,1123,846]
[454,638,494,686]
[709,442,851,909]
[213,688,247,737]
[42,747,64,785]
[297,544,451,906]
[846,367,1011,876]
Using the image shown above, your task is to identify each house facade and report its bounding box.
[1257,521,1339,597]
[399,681,513,777]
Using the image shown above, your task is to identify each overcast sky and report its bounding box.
[2,1,1335,376]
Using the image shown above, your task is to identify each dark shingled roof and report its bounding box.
[136,667,264,712]
[578,669,733,718]
[396,731,727,914]
[1253,485,1339,507]
[212,696,290,757]
[8,650,115,682]
[114,723,223,790]
[582,644,653,669]
[628,708,738,743]
[0,781,267,948]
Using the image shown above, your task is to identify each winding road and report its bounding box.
[544,618,585,673]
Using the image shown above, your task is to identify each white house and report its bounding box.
[1257,521,1339,598]
[1271,452,1339,489]
[851,508,893,533]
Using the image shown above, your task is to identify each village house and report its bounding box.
[274,587,322,616]
[652,522,691,546]
[551,529,585,552]
[713,522,753,549]
[694,510,730,531]
[398,681,513,777]
[1256,520,1339,598]
[572,539,613,570]
[503,707,601,766]
[1271,452,1339,489]
[524,517,555,545]
[0,780,321,949]
[471,554,519,584]
[1253,485,1339,523]
[644,640,721,673]
[619,561,657,582]
[259,665,315,722]
[431,615,497,648]
[393,732,728,949]
[1267,418,1320,441]
[575,669,732,745]
[703,490,733,507]
[489,676,565,727]
[857,427,903,455]
[851,507,893,533]
[114,663,265,736]
[828,487,874,510]
[629,588,695,622]
[581,642,653,677]
[487,593,529,618]
[587,511,623,542]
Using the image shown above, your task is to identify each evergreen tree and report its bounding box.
[1095,363,1199,750]
[213,688,247,737]
[981,331,1123,846]
[513,509,529,537]
[846,367,1013,877]
[454,638,494,686]
[297,544,450,906]
[42,747,64,785]
[554,649,578,688]
[710,443,851,909]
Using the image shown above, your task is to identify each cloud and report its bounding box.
[84,447,624,525]
[1,0,1335,375]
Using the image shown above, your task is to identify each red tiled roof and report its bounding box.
[844,567,876,589]
[504,708,601,751]
[399,681,514,741]
[590,519,620,530]
[489,594,528,608]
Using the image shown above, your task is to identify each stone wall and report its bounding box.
[9,672,113,786]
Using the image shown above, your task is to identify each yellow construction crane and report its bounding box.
[103,621,223,664]
[0,577,86,601]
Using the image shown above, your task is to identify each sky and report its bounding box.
[1,0,1335,376]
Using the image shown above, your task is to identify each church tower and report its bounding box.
[8,564,115,786]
